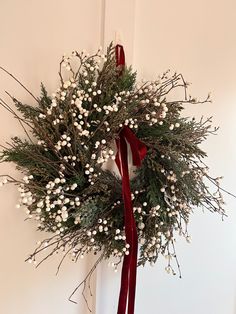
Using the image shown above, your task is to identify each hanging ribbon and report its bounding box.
[115,45,147,314]
[115,44,125,75]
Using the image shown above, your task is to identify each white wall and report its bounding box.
[1,1,236,314]
[133,1,236,314]
[0,1,102,314]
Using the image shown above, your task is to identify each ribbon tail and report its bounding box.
[116,137,130,314]
[128,226,138,314]
[116,127,147,314]
[116,134,137,314]
[117,253,130,314]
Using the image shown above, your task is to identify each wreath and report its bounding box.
[0,43,229,313]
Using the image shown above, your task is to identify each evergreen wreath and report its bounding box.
[0,43,231,306]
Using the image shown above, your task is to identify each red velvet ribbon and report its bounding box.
[115,44,147,314]
[115,126,147,314]
[115,44,125,74]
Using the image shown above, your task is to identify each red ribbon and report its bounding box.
[115,45,147,314]
[115,127,147,314]
[115,44,125,74]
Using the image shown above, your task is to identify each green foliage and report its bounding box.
[117,66,137,91]
[0,43,225,271]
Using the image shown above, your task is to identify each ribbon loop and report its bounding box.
[115,44,125,75]
[115,44,125,67]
